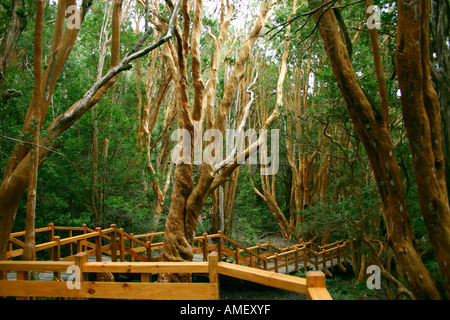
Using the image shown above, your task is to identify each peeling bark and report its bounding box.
[396,0,450,296]
[160,1,276,277]
[430,0,450,206]
[23,0,45,262]
[365,0,389,124]
[309,0,442,299]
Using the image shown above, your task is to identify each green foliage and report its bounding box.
[231,167,278,246]
[1,0,159,235]
[0,3,444,298]
[325,275,387,300]
[298,181,382,241]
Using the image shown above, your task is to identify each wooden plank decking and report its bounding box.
[5,225,351,282]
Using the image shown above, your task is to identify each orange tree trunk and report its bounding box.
[396,0,450,296]
[160,1,276,281]
[308,0,442,299]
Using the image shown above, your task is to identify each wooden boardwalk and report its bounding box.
[0,252,334,300]
[6,255,111,281]
[1,225,349,301]
[7,253,348,281]
[194,254,349,275]
[4,224,351,282]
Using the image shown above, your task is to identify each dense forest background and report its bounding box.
[0,0,448,299]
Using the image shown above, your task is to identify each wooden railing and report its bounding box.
[6,224,166,264]
[263,240,350,276]
[192,233,350,276]
[0,252,332,300]
[5,225,349,277]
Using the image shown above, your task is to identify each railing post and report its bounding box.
[147,234,154,261]
[8,241,12,258]
[202,233,208,262]
[110,224,117,262]
[257,244,261,265]
[285,254,289,274]
[76,240,82,254]
[274,253,278,273]
[119,228,125,262]
[332,247,337,272]
[337,244,342,266]
[0,265,4,280]
[48,223,54,260]
[208,251,219,300]
[95,227,102,263]
[217,231,223,261]
[53,236,61,261]
[130,233,135,262]
[306,271,330,300]
[75,252,88,300]
[343,242,347,265]
[322,249,326,273]
[95,227,104,281]
[303,247,308,270]
[141,236,151,282]
[314,251,318,270]
[146,241,152,262]
[141,272,151,283]
[82,224,87,252]
[69,229,73,257]
[75,252,88,281]
[53,236,61,280]
[16,270,28,300]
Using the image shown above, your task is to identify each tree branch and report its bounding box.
[49,0,181,134]
[214,70,258,173]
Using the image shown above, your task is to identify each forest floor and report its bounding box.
[218,268,388,300]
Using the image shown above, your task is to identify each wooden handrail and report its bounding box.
[0,261,73,272]
[306,271,333,300]
[194,233,220,241]
[82,261,209,274]
[58,231,99,246]
[135,231,164,239]
[219,233,266,264]
[5,224,349,278]
[53,226,86,231]
[9,226,52,237]
[217,262,307,294]
[0,252,332,300]
[265,244,307,260]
